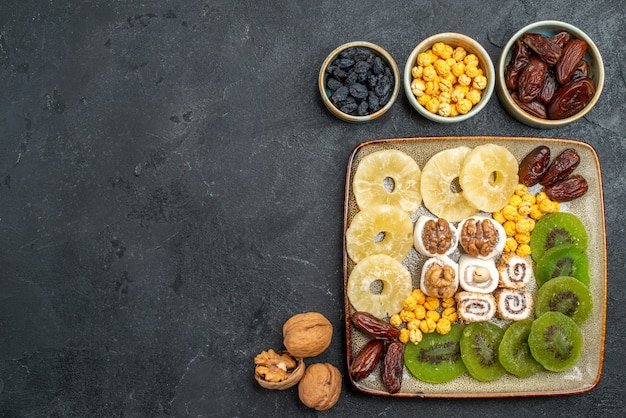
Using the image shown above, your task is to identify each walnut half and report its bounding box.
[254,349,305,390]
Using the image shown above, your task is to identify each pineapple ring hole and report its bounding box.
[489,171,502,186]
[382,176,395,193]
[374,231,387,243]
[449,177,462,193]
[369,279,384,295]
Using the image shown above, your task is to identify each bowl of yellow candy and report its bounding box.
[404,33,495,123]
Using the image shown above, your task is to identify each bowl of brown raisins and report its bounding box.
[403,33,495,123]
[319,42,400,122]
[497,20,604,128]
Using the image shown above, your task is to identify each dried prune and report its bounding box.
[555,39,587,84]
[547,77,595,119]
[522,33,562,65]
[517,58,548,103]
[505,39,531,90]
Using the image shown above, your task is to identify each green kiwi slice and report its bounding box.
[404,324,466,383]
[498,320,544,378]
[460,322,506,382]
[535,244,590,287]
[535,276,593,325]
[528,311,583,372]
[530,212,588,263]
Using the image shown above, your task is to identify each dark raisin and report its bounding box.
[375,75,392,97]
[335,58,355,69]
[372,56,384,75]
[330,86,349,103]
[367,74,379,88]
[325,65,337,75]
[332,67,348,80]
[368,92,380,111]
[326,77,342,91]
[357,71,369,83]
[345,71,358,87]
[354,60,371,74]
[340,101,358,114]
[339,48,356,59]
[349,83,369,100]
[354,48,371,61]
[357,101,369,115]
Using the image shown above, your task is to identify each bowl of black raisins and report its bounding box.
[319,42,400,122]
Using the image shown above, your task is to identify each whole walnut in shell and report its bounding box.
[283,312,333,358]
[298,363,342,411]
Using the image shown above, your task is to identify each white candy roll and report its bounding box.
[455,291,496,323]
[495,288,534,321]
[497,253,533,289]
[458,254,499,293]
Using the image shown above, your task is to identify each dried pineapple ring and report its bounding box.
[352,149,422,213]
[346,204,413,264]
[347,254,413,319]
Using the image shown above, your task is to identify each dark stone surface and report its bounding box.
[0,1,624,416]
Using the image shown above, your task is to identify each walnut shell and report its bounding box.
[298,363,342,411]
[255,354,305,390]
[283,312,333,358]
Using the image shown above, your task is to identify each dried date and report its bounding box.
[522,33,562,65]
[381,341,403,393]
[545,174,589,202]
[518,145,551,186]
[555,39,588,84]
[505,39,531,90]
[545,174,588,202]
[517,58,548,103]
[349,339,384,381]
[552,31,572,48]
[351,311,400,340]
[538,68,558,104]
[547,77,596,119]
[511,92,547,118]
[570,60,590,81]
[540,148,580,186]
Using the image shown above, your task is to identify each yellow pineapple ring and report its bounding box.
[420,146,478,222]
[460,143,518,213]
[353,149,422,213]
[346,204,413,264]
[347,254,413,318]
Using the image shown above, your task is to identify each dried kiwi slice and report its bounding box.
[404,324,466,383]
[535,276,593,325]
[535,244,590,287]
[528,311,583,372]
[530,212,588,263]
[460,322,506,382]
[498,320,544,378]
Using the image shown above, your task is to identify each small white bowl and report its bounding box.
[496,20,604,129]
[319,41,400,123]
[404,33,495,124]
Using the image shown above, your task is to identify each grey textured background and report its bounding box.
[0,1,624,416]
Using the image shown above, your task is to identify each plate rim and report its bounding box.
[343,136,607,398]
